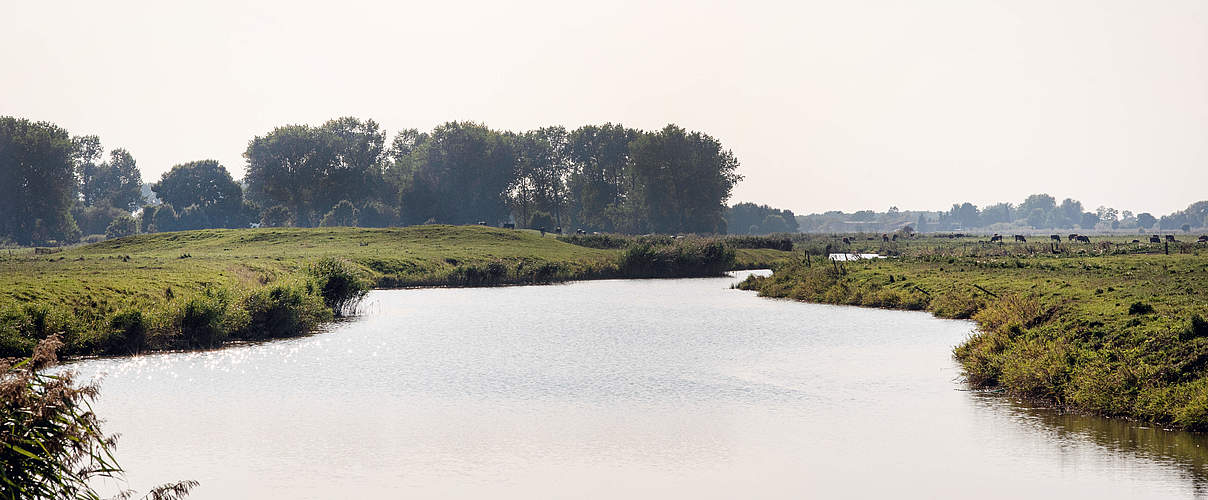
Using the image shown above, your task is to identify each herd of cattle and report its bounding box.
[838,233,1208,245]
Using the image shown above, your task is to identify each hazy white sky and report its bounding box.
[2,0,1205,215]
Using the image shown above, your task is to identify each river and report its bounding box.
[76,270,1208,498]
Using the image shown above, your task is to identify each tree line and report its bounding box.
[797,193,1207,234]
[0,116,744,245]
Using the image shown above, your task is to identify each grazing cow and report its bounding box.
[477,221,487,226]
[555,226,563,235]
[502,223,515,229]
[891,234,898,241]
[1198,235,1208,243]
[576,228,586,235]
[842,237,851,245]
[1150,235,1161,243]
[1167,235,1177,242]
[990,234,1002,243]
[1076,235,1090,243]
[882,234,889,242]
[1014,235,1026,242]
[1050,234,1061,242]
[1068,234,1079,241]
[1132,239,1140,243]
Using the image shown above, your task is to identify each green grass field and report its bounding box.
[0,225,793,358]
[739,233,1208,429]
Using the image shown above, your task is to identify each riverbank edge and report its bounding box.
[735,261,1208,431]
[2,234,793,360]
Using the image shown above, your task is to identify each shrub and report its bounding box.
[104,309,147,354]
[239,284,331,340]
[1128,302,1155,315]
[358,201,398,228]
[105,214,139,239]
[260,205,294,228]
[308,258,369,316]
[175,292,231,348]
[319,200,359,227]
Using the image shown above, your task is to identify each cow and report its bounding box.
[1076,235,1090,243]
[576,228,586,235]
[1068,234,1079,241]
[990,234,1003,243]
[1132,239,1140,243]
[477,221,487,226]
[1198,235,1208,243]
[882,234,889,242]
[1014,235,1026,242]
[502,223,515,229]
[1149,235,1161,243]
[1167,235,1177,242]
[1050,234,1061,242]
[555,226,563,235]
[891,234,898,241]
[842,237,851,245]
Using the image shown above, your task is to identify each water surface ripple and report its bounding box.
[75,271,1208,498]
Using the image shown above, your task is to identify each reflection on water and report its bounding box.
[976,393,1208,497]
[71,271,1208,499]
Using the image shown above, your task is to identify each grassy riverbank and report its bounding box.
[737,234,1208,429]
[0,225,793,358]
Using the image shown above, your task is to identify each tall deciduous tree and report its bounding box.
[244,117,386,226]
[0,117,81,244]
[399,122,516,225]
[79,148,142,211]
[625,125,742,234]
[151,160,246,229]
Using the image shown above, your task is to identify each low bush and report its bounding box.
[308,257,369,317]
[175,291,233,348]
[103,309,148,355]
[239,284,330,340]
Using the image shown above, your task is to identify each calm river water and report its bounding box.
[76,271,1208,498]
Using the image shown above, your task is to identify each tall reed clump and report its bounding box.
[620,240,735,278]
[0,336,197,499]
[307,257,370,317]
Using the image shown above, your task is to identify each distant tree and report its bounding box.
[153,204,179,232]
[1027,208,1047,228]
[0,117,81,245]
[1183,223,1192,233]
[1059,198,1083,224]
[399,122,517,225]
[152,160,245,229]
[1019,193,1058,218]
[105,214,138,238]
[176,205,210,230]
[260,205,293,228]
[565,124,638,232]
[887,206,899,214]
[73,204,128,236]
[1096,206,1118,223]
[624,124,742,233]
[1137,212,1157,229]
[725,203,798,235]
[760,214,788,233]
[357,200,398,228]
[138,205,156,233]
[245,117,387,226]
[949,202,979,228]
[1080,211,1100,229]
[981,203,1012,225]
[79,148,142,211]
[319,200,359,227]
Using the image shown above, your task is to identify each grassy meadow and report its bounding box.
[0,225,793,358]
[739,232,1208,429]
